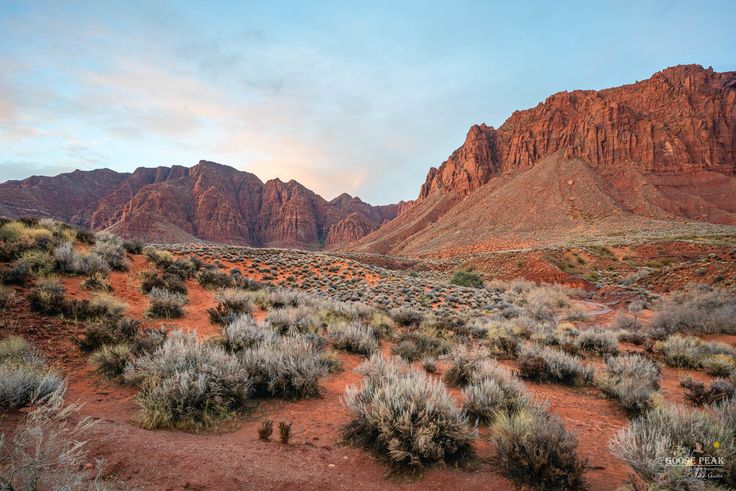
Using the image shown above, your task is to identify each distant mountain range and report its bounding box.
[0,160,408,249]
[1,65,734,254]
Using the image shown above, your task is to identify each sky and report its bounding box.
[1,1,735,204]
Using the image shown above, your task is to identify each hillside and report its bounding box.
[351,65,736,256]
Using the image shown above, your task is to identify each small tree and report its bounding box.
[450,271,483,288]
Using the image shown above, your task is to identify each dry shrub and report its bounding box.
[343,354,474,470]
[490,402,588,489]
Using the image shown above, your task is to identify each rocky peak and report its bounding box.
[418,64,736,201]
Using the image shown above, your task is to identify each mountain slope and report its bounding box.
[352,65,736,256]
[0,160,401,249]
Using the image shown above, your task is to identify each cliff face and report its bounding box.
[419,65,736,201]
[0,160,398,249]
[353,65,736,256]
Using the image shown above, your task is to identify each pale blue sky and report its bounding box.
[1,0,734,204]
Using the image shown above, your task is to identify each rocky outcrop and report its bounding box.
[0,160,399,249]
[353,65,736,256]
[419,65,736,201]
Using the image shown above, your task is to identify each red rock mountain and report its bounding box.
[352,65,736,256]
[0,160,402,249]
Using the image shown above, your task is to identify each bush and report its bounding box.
[443,345,490,387]
[329,322,379,355]
[238,336,325,399]
[221,314,275,352]
[596,354,661,413]
[389,307,423,327]
[0,337,64,409]
[517,345,594,385]
[80,272,111,292]
[610,404,736,489]
[265,306,320,336]
[343,355,474,469]
[125,331,251,430]
[654,334,736,369]
[392,331,450,362]
[616,329,646,345]
[197,268,234,289]
[575,327,619,355]
[450,271,483,288]
[140,271,187,295]
[462,361,529,424]
[702,354,736,377]
[122,239,144,254]
[145,287,186,319]
[680,377,735,406]
[208,288,253,325]
[491,403,588,489]
[28,279,66,315]
[651,285,736,334]
[91,232,129,271]
[90,343,133,379]
[0,390,99,490]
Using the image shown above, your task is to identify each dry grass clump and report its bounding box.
[610,402,736,489]
[342,354,474,470]
[490,402,588,489]
[0,390,100,490]
[574,327,619,355]
[654,334,736,369]
[91,232,129,271]
[329,322,379,355]
[28,279,66,315]
[462,361,529,424]
[0,285,16,310]
[596,354,661,414]
[145,287,187,319]
[702,354,736,377]
[238,336,325,399]
[265,306,321,336]
[125,331,251,430]
[208,288,253,325]
[679,377,735,406]
[651,285,736,335]
[0,336,64,410]
[517,344,594,385]
[443,345,490,387]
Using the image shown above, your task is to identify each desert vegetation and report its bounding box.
[1,218,735,489]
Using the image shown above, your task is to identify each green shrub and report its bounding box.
[450,271,483,288]
[343,355,474,469]
[654,335,735,369]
